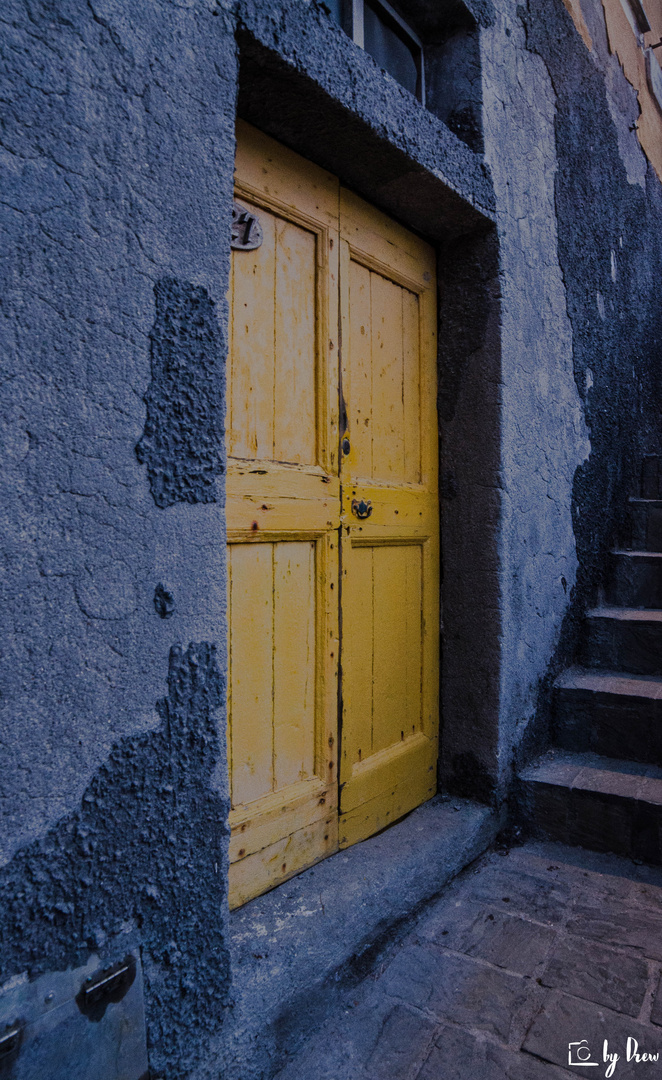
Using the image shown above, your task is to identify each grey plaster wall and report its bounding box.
[0,0,236,1074]
[439,0,662,802]
[463,0,662,796]
[483,0,591,788]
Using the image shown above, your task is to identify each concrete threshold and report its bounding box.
[207,796,498,1080]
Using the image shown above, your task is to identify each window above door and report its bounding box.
[321,0,485,151]
[327,0,424,102]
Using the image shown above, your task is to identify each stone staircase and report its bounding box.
[518,457,662,864]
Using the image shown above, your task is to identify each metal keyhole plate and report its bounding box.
[351,499,373,520]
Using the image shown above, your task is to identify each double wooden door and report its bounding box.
[226,122,439,908]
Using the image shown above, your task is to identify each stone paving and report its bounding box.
[274,841,662,1079]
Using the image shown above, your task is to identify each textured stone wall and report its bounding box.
[484,0,592,787]
[0,1,236,1075]
[463,0,662,791]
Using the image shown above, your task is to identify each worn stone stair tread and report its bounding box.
[587,606,662,621]
[610,549,662,558]
[554,665,662,700]
[519,749,662,792]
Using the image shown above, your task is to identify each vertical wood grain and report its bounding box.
[340,544,374,781]
[372,546,408,753]
[273,541,316,789]
[229,202,276,461]
[274,220,317,465]
[402,288,422,485]
[347,260,373,478]
[371,273,405,482]
[229,543,274,806]
[404,544,423,736]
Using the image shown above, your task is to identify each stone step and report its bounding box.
[581,607,662,676]
[554,666,662,763]
[625,498,662,553]
[607,549,662,607]
[518,750,662,863]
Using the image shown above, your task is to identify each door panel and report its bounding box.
[227,123,438,906]
[338,189,439,848]
[227,122,340,909]
[228,540,317,807]
[229,202,317,464]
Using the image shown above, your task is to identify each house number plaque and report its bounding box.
[231,202,263,250]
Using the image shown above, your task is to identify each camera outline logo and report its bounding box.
[568,1041,599,1067]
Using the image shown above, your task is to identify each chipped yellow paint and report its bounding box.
[602,0,662,181]
[227,123,439,906]
[561,0,593,51]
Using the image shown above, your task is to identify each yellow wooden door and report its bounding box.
[227,123,438,907]
[227,122,340,908]
[338,191,439,847]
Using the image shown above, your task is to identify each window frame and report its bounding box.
[347,0,426,105]
[620,0,652,36]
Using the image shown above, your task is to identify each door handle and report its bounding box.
[351,498,373,520]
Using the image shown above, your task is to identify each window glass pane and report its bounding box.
[364,2,419,97]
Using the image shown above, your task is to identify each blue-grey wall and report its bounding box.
[0,1,236,1075]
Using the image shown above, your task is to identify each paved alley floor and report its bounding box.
[274,841,662,1079]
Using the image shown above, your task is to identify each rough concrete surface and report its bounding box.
[202,797,499,1080]
[0,643,231,1080]
[482,0,590,781]
[274,841,662,1079]
[0,2,235,1074]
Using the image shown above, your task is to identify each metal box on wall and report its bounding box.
[0,951,148,1079]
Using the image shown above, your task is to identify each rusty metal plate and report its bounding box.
[0,950,148,1080]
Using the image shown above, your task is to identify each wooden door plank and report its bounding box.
[402,288,422,485]
[372,545,409,753]
[229,542,274,807]
[421,536,440,741]
[229,201,276,461]
[370,273,405,483]
[229,814,337,910]
[339,753,436,848]
[229,776,330,862]
[419,289,439,490]
[273,541,316,790]
[340,187,433,285]
[404,543,424,738]
[346,259,373,478]
[274,219,317,466]
[340,731,435,813]
[339,544,373,783]
[236,119,340,234]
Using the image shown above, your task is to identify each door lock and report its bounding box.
[351,498,373,520]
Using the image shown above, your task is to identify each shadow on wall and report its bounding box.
[0,643,230,1080]
[512,0,662,774]
[438,223,503,805]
